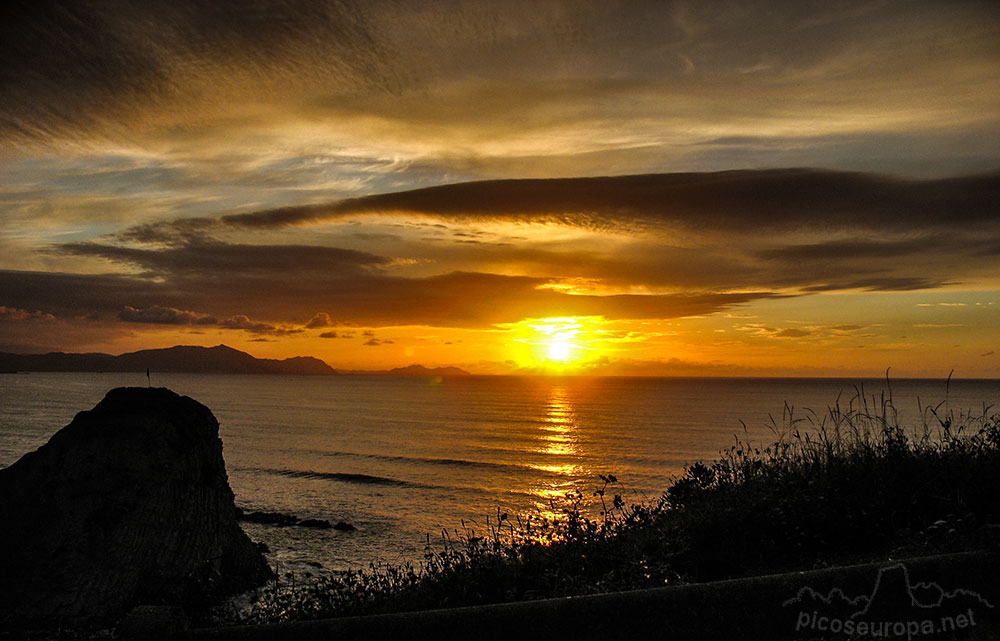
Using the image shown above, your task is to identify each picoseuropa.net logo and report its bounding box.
[783,563,994,639]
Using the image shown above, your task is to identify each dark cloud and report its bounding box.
[119,305,216,325]
[0,270,170,319]
[9,168,997,333]
[319,331,338,339]
[9,165,994,336]
[117,303,307,335]
[0,268,785,329]
[117,304,320,335]
[98,168,999,246]
[218,314,303,336]
[2,0,996,189]
[57,239,389,277]
[0,306,55,321]
[305,312,334,328]
[115,218,221,246]
[219,169,1000,234]
[0,0,392,141]
[93,169,1000,299]
[801,277,952,293]
[756,238,937,262]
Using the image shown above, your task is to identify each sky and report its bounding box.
[1,0,998,376]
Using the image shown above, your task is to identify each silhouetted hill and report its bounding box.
[387,364,470,376]
[0,345,335,375]
[338,364,471,376]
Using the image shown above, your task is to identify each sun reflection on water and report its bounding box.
[527,386,590,518]
[536,388,578,459]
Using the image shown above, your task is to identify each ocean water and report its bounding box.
[2,373,997,574]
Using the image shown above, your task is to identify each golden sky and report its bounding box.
[1,1,998,376]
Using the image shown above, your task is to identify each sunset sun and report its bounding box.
[502,316,611,371]
[547,339,573,363]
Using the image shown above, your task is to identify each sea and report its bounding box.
[2,373,997,575]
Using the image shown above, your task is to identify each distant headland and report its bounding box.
[341,363,471,377]
[0,344,470,376]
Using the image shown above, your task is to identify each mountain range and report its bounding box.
[0,345,469,376]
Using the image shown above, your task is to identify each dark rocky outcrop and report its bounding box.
[235,507,341,530]
[0,387,273,629]
[297,518,333,529]
[237,509,300,527]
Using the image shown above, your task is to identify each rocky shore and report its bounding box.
[235,507,356,531]
[0,387,274,631]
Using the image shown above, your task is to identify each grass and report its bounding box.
[208,383,1000,626]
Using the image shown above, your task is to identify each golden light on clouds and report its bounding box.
[1,1,998,377]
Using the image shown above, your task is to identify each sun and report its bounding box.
[530,319,582,365]
[547,339,573,362]
[500,316,611,371]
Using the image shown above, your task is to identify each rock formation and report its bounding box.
[0,387,273,629]
[235,507,347,530]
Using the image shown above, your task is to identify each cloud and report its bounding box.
[80,168,1000,301]
[0,268,784,330]
[217,170,1000,235]
[5,167,996,337]
[119,305,216,325]
[0,270,173,319]
[775,328,811,338]
[118,305,307,336]
[0,0,392,143]
[218,314,303,336]
[2,0,996,201]
[736,323,870,341]
[306,312,335,328]
[531,355,842,378]
[319,331,339,339]
[0,306,55,321]
[57,239,389,277]
[758,238,949,261]
[801,277,952,292]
